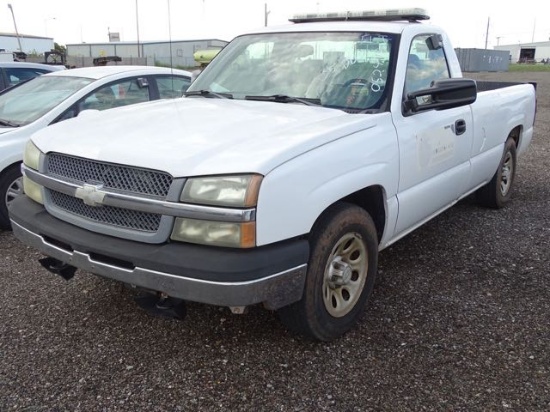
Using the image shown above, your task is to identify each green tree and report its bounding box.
[54,42,66,54]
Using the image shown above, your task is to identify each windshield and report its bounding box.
[189,31,396,112]
[0,75,94,126]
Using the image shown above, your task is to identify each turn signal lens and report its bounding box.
[171,218,255,248]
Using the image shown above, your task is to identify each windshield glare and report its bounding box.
[189,32,395,111]
[0,76,94,126]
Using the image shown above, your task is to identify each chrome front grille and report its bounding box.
[50,190,162,232]
[47,153,172,197]
[44,153,174,239]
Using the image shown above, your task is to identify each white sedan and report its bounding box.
[0,65,191,229]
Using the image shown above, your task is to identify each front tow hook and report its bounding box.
[39,257,77,281]
[134,293,187,321]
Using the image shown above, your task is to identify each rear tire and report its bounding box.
[476,137,517,209]
[0,164,23,230]
[277,202,378,341]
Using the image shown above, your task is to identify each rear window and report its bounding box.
[5,68,51,87]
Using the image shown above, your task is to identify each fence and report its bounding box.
[25,55,149,68]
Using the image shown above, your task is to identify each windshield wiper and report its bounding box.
[184,90,233,99]
[0,119,20,127]
[245,95,321,106]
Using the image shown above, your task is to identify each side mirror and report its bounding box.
[137,78,149,88]
[426,34,444,50]
[404,78,477,114]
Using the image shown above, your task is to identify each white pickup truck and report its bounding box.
[9,9,536,341]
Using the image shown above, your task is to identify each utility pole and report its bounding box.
[7,4,22,52]
[264,3,270,27]
[496,36,502,46]
[135,0,141,58]
[531,18,536,43]
[484,16,490,49]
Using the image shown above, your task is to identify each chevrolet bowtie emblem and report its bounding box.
[75,183,106,207]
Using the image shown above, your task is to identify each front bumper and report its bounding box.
[9,196,309,310]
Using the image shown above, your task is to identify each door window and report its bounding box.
[405,34,450,95]
[156,76,191,98]
[81,78,150,111]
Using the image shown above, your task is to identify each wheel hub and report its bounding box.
[322,231,368,318]
[328,257,353,288]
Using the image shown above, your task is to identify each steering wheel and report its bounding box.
[343,78,370,88]
[333,78,382,109]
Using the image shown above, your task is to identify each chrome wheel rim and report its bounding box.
[323,232,368,318]
[500,151,514,196]
[5,176,23,207]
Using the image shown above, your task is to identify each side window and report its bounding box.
[81,85,118,110]
[405,34,450,95]
[156,76,191,98]
[81,78,150,111]
[5,68,46,86]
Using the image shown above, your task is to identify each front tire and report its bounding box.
[476,137,517,209]
[278,203,378,341]
[0,164,23,230]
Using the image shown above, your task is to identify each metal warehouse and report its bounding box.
[495,41,550,63]
[0,32,54,55]
[66,39,228,68]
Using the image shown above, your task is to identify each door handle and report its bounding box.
[454,119,466,135]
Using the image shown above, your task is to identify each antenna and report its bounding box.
[168,0,173,67]
[167,0,174,80]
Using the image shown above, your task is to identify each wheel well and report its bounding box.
[340,186,385,243]
[509,126,521,148]
[303,186,386,244]
[1,161,22,177]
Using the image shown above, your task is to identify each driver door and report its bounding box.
[393,34,473,236]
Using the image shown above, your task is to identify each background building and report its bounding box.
[66,39,228,68]
[495,41,550,63]
[0,32,54,55]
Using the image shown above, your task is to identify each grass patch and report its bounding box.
[508,64,550,72]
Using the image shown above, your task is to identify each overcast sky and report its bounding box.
[1,0,549,48]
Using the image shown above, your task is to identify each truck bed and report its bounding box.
[476,80,537,92]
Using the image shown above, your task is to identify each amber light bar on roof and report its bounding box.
[289,8,430,23]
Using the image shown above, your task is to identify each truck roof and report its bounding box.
[241,7,435,36]
[243,20,436,36]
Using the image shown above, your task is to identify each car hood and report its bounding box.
[0,127,17,135]
[32,98,377,177]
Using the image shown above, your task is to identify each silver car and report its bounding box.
[0,61,65,92]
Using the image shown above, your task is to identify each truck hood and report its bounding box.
[32,97,377,177]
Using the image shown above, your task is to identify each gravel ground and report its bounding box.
[1,71,549,411]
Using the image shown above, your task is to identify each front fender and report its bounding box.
[0,137,25,176]
[255,114,399,246]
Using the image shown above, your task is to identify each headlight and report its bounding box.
[171,218,255,248]
[23,176,44,204]
[23,140,42,170]
[181,174,262,207]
